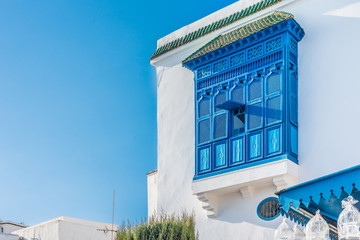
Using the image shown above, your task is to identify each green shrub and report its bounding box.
[117,211,198,240]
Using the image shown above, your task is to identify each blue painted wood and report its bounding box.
[215,143,226,167]
[213,59,227,73]
[290,126,298,156]
[247,44,263,60]
[232,138,243,163]
[268,128,280,154]
[199,148,210,171]
[265,36,282,53]
[193,154,296,180]
[250,133,261,158]
[197,65,211,79]
[190,18,303,179]
[276,164,360,217]
[230,51,245,67]
[183,19,305,72]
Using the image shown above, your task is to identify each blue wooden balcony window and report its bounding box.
[184,19,304,180]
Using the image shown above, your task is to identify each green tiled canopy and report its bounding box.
[150,0,283,60]
[183,11,293,63]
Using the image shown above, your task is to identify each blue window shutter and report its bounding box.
[232,138,243,163]
[268,128,280,154]
[290,126,298,155]
[290,73,297,95]
[250,133,261,159]
[199,148,210,171]
[215,143,226,167]
[290,96,298,125]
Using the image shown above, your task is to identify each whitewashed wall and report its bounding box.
[0,233,20,240]
[147,170,158,216]
[0,223,25,235]
[149,0,360,239]
[12,217,117,240]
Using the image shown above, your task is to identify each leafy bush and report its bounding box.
[117,211,198,240]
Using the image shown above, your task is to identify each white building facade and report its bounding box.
[0,220,27,240]
[148,0,360,239]
[12,216,118,240]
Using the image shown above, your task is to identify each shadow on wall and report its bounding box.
[204,185,282,228]
[323,0,360,19]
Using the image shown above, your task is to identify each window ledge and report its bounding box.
[192,158,299,217]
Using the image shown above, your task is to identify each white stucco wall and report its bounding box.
[0,233,20,240]
[150,0,360,239]
[288,0,360,181]
[12,216,117,240]
[147,170,158,217]
[0,224,25,235]
[13,220,59,240]
[0,221,26,240]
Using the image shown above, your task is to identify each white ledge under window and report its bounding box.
[192,159,299,217]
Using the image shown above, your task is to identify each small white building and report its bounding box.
[12,216,118,240]
[0,220,27,240]
[148,0,360,239]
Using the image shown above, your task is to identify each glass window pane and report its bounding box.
[266,96,282,124]
[248,79,262,101]
[198,119,210,144]
[214,114,227,139]
[267,73,281,95]
[198,98,210,117]
[215,92,226,111]
[248,102,262,130]
[233,114,245,130]
[231,87,245,104]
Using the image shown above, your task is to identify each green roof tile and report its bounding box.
[150,0,284,60]
[182,11,294,64]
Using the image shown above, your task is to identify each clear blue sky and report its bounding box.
[0,0,235,226]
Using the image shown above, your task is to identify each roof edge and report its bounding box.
[150,0,284,61]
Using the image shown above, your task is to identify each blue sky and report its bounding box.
[0,0,235,226]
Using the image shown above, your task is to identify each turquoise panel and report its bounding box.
[216,144,226,167]
[232,139,243,163]
[268,128,280,154]
[290,126,298,155]
[199,148,210,171]
[250,134,261,158]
